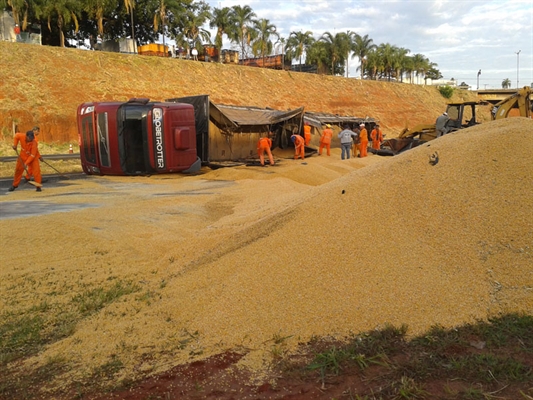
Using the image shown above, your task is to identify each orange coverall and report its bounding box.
[291,134,305,160]
[257,137,274,166]
[13,133,42,187]
[303,124,311,146]
[25,134,40,179]
[359,127,369,158]
[371,128,383,150]
[319,128,333,156]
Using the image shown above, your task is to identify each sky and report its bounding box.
[202,0,533,90]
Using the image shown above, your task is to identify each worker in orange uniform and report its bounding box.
[257,133,274,166]
[319,124,333,156]
[24,126,41,181]
[291,133,305,160]
[358,123,369,158]
[370,123,383,151]
[9,126,43,192]
[352,125,360,158]
[303,122,311,146]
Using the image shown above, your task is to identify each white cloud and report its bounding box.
[203,0,533,88]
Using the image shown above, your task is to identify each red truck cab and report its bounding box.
[77,98,200,175]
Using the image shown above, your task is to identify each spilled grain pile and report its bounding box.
[1,118,532,391]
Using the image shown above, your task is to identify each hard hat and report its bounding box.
[291,136,296,142]
[443,112,448,116]
[326,124,331,128]
[360,123,365,127]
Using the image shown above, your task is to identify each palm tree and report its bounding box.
[392,46,410,82]
[5,0,29,30]
[275,36,286,68]
[341,31,356,77]
[320,31,351,75]
[403,56,415,83]
[228,5,256,62]
[153,0,181,47]
[173,32,188,57]
[352,33,376,79]
[84,0,116,36]
[502,78,512,89]
[209,6,232,59]
[286,30,314,71]
[305,40,328,74]
[365,49,381,79]
[251,18,278,65]
[412,53,430,84]
[37,0,80,47]
[377,43,398,81]
[424,63,441,84]
[183,5,211,49]
[124,0,135,43]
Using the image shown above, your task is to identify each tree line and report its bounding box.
[2,0,444,82]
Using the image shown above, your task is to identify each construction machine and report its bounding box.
[376,87,532,156]
[376,100,489,156]
[490,86,532,120]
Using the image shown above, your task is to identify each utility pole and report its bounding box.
[515,50,521,88]
[477,69,481,90]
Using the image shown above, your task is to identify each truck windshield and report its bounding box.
[118,105,150,174]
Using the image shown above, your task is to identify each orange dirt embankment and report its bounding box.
[0,41,482,143]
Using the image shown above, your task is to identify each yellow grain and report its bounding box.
[0,118,531,390]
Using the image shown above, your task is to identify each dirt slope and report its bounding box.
[0,41,483,142]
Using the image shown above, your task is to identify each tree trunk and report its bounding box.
[58,15,65,47]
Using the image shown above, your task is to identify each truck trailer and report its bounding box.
[77,98,201,175]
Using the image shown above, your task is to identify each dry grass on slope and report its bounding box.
[0,41,481,143]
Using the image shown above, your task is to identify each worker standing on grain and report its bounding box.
[359,123,369,158]
[9,126,43,192]
[291,133,305,160]
[338,124,358,160]
[371,124,383,150]
[319,124,333,156]
[303,122,311,146]
[257,133,275,166]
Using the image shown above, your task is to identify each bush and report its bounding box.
[439,85,454,99]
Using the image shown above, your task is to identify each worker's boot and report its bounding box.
[36,187,42,192]
[8,186,17,191]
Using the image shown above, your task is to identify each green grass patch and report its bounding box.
[302,313,532,398]
[448,353,531,382]
[72,280,141,317]
[0,280,141,369]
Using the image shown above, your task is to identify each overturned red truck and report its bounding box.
[77,95,310,174]
[77,98,201,175]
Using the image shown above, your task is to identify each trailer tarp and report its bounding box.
[168,95,304,131]
[211,103,304,128]
[304,111,376,129]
